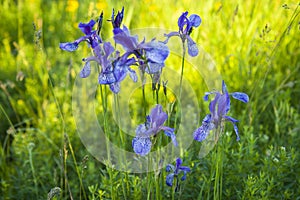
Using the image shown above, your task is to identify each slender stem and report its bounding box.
[179,42,186,99]
[175,42,186,128]
[28,144,38,198]
[99,85,114,199]
[142,80,147,117]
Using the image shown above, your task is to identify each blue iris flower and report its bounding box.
[97,43,137,93]
[59,19,102,54]
[89,42,137,93]
[166,158,191,187]
[164,11,201,57]
[132,104,177,156]
[113,26,169,76]
[193,81,249,142]
[59,11,138,94]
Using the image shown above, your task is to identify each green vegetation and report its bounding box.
[0,0,299,199]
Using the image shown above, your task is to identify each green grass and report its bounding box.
[1,0,300,199]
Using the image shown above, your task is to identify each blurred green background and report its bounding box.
[0,0,299,199]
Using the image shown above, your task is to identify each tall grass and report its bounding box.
[0,0,299,199]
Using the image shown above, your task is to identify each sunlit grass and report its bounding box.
[0,0,299,199]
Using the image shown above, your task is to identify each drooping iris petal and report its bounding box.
[59,42,79,52]
[189,14,201,27]
[145,62,164,74]
[166,173,175,186]
[186,36,199,57]
[80,61,91,78]
[224,116,240,141]
[132,137,152,156]
[109,82,121,94]
[193,125,210,142]
[178,166,191,173]
[142,41,169,64]
[180,167,191,181]
[128,68,138,82]
[98,71,116,84]
[231,92,249,103]
[193,114,213,142]
[162,127,178,146]
[113,64,128,82]
[166,164,175,172]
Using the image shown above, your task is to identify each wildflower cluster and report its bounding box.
[59,7,249,190]
[59,7,169,93]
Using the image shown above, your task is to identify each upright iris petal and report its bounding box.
[110,7,124,28]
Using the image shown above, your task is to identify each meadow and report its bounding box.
[0,0,300,199]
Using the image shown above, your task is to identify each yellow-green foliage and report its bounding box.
[0,0,299,199]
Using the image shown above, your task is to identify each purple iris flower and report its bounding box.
[193,81,249,142]
[132,104,177,156]
[164,11,201,57]
[109,7,124,29]
[95,42,138,93]
[113,26,169,76]
[166,158,191,187]
[59,19,102,53]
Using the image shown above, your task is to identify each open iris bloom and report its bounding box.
[164,11,201,57]
[113,26,169,82]
[59,10,138,93]
[132,104,177,156]
[59,19,102,56]
[193,81,249,142]
[166,158,191,189]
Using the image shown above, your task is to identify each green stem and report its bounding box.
[99,85,114,199]
[28,144,38,198]
[142,80,147,117]
[179,42,186,99]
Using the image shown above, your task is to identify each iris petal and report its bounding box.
[166,164,175,172]
[231,92,249,103]
[78,20,96,35]
[98,71,116,84]
[193,125,210,142]
[189,14,201,27]
[145,62,164,74]
[187,36,198,57]
[166,173,175,186]
[103,42,115,57]
[132,137,152,156]
[142,41,169,63]
[224,116,240,141]
[163,127,178,146]
[109,82,120,93]
[128,68,138,82]
[79,61,91,78]
[59,42,79,52]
